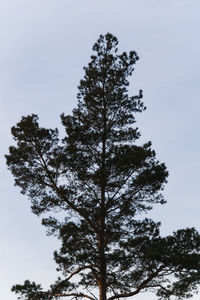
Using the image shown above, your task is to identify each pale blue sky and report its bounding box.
[1,1,200,299]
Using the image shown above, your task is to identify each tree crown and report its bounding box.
[6,33,200,300]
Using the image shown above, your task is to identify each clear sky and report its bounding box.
[1,1,200,299]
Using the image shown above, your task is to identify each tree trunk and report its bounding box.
[98,202,107,300]
[99,87,107,300]
[99,239,107,300]
[99,180,107,300]
[99,151,107,300]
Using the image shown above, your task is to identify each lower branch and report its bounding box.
[66,265,99,281]
[107,265,165,300]
[146,284,172,294]
[52,293,95,300]
[51,264,99,293]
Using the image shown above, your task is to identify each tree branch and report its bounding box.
[84,287,98,300]
[145,284,172,294]
[65,265,99,282]
[52,292,95,300]
[33,141,98,233]
[107,265,165,300]
[107,170,139,209]
[107,188,140,214]
[51,265,100,295]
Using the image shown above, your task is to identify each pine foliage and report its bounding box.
[6,33,200,300]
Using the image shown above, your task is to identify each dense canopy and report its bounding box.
[6,33,200,300]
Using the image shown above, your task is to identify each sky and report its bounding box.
[1,0,200,299]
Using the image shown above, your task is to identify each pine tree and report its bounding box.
[6,33,200,300]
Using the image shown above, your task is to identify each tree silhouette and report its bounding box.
[6,33,200,300]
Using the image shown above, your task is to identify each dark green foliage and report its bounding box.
[6,33,200,300]
[11,280,47,300]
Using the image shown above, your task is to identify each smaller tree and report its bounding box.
[6,33,200,300]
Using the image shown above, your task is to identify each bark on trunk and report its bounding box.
[99,245,107,300]
[98,184,107,300]
[99,154,107,300]
[99,82,107,300]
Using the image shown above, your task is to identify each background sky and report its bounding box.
[1,1,200,299]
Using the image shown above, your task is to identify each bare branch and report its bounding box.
[53,292,95,300]
[80,180,100,205]
[84,287,98,300]
[107,265,165,300]
[66,265,99,282]
[33,143,98,233]
[108,170,135,203]
[107,188,140,214]
[145,284,171,294]
[51,265,99,295]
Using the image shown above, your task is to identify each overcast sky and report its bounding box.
[1,1,200,299]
